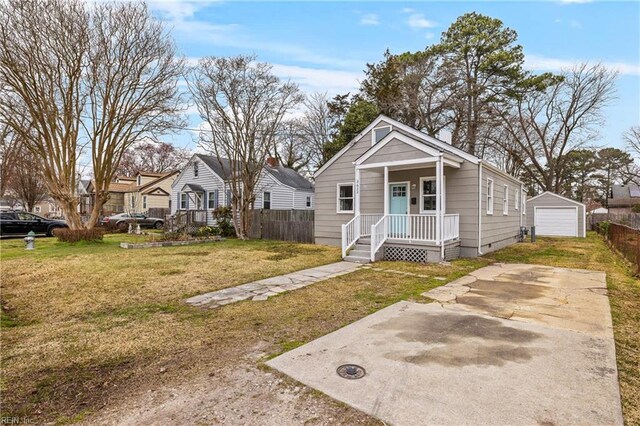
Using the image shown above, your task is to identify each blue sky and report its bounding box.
[150,0,640,153]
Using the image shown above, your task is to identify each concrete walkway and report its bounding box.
[186,261,361,309]
[268,263,623,425]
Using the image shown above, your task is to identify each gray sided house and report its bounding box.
[171,154,314,226]
[526,192,586,238]
[314,115,527,264]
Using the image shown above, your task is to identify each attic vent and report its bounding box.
[373,126,391,145]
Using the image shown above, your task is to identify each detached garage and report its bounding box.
[526,192,586,238]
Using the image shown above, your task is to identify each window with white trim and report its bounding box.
[34,206,41,213]
[263,191,271,210]
[420,177,437,212]
[372,126,391,145]
[142,195,147,210]
[515,188,520,211]
[337,183,354,213]
[306,196,312,208]
[208,191,218,209]
[193,162,199,177]
[522,191,526,214]
[130,195,136,209]
[503,185,509,215]
[137,175,141,186]
[180,193,187,209]
[486,178,494,215]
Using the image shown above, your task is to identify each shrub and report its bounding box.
[632,204,640,213]
[597,221,610,236]
[212,206,235,237]
[194,226,220,238]
[159,232,192,242]
[54,228,104,243]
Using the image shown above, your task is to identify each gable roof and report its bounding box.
[134,171,178,192]
[264,165,313,191]
[314,114,479,178]
[195,154,236,180]
[528,191,585,207]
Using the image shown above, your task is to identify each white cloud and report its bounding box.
[525,54,640,76]
[360,13,380,26]
[402,7,415,13]
[270,64,361,95]
[569,19,582,29]
[425,33,435,40]
[407,13,438,29]
[558,0,593,4]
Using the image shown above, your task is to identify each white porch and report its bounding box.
[341,153,461,263]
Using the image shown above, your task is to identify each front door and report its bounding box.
[389,183,408,237]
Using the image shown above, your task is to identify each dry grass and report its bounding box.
[1,232,637,424]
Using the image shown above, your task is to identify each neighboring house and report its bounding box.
[123,171,178,214]
[87,172,177,217]
[32,198,64,218]
[314,115,526,264]
[608,184,640,213]
[170,154,314,226]
[590,207,609,215]
[526,192,586,238]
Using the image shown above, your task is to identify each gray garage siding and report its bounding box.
[526,192,585,237]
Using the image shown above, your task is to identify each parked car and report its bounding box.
[100,213,164,231]
[0,211,68,237]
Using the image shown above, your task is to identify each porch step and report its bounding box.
[349,249,370,258]
[353,244,371,251]
[358,237,371,245]
[344,255,371,264]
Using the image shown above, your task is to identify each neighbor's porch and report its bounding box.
[342,154,461,263]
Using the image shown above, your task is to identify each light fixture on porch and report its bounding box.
[411,183,417,190]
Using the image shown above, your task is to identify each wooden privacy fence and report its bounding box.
[597,223,640,275]
[589,212,640,230]
[249,209,314,243]
[147,207,170,219]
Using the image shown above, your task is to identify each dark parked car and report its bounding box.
[0,211,68,237]
[100,213,164,231]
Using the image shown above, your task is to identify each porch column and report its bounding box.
[435,157,441,245]
[355,168,361,215]
[437,154,445,260]
[383,166,389,215]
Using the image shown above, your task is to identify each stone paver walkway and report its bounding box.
[186,262,361,309]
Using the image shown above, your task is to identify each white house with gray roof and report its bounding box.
[314,115,527,264]
[171,154,314,226]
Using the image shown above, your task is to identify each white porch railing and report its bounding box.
[443,214,460,242]
[342,213,460,261]
[341,215,360,258]
[360,213,384,237]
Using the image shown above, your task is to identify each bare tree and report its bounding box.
[495,63,617,193]
[188,55,303,239]
[273,120,311,172]
[624,126,640,157]
[296,92,335,170]
[0,121,21,197]
[8,146,48,211]
[0,0,184,229]
[116,140,191,176]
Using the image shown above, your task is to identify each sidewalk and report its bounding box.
[186,261,361,309]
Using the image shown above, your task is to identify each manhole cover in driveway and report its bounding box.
[337,364,366,379]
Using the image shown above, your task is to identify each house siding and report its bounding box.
[360,136,436,164]
[293,190,315,210]
[480,166,522,254]
[172,157,313,226]
[315,130,384,245]
[526,192,585,237]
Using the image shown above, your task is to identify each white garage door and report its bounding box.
[535,207,577,237]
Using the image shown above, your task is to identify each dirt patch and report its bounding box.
[84,360,377,426]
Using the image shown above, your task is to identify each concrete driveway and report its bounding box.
[267,263,623,425]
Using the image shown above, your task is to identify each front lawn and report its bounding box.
[1,232,637,424]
